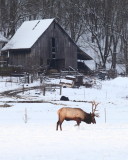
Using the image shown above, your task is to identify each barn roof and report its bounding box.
[2,19,54,51]
[0,34,8,43]
[77,48,92,60]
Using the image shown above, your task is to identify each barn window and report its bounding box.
[51,37,56,59]
[52,37,55,51]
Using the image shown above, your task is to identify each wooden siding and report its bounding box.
[30,21,77,70]
[8,49,31,69]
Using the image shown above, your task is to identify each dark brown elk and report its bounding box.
[56,101,99,131]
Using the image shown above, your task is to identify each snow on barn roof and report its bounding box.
[0,34,8,43]
[2,19,54,51]
[84,60,96,70]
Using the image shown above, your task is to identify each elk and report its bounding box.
[56,101,99,131]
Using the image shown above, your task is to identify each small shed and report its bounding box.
[1,19,92,72]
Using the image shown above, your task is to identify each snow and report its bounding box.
[84,60,125,74]
[2,19,54,51]
[85,60,96,70]
[0,76,128,160]
[60,78,74,87]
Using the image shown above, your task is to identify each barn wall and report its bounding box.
[31,21,77,70]
[53,22,77,69]
[31,29,50,67]
[8,50,31,69]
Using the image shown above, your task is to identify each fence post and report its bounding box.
[60,85,62,95]
[43,87,45,96]
[24,108,28,123]
[22,84,24,94]
[104,108,106,123]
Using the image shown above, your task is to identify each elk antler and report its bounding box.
[91,101,100,117]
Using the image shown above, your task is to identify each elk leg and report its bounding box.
[59,120,64,131]
[60,122,62,131]
[57,119,64,131]
[56,121,60,131]
[60,120,64,131]
[75,118,81,126]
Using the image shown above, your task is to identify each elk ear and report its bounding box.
[91,112,95,117]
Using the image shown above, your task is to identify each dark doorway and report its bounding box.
[47,59,65,70]
[52,38,56,50]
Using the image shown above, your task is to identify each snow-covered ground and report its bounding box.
[0,76,128,160]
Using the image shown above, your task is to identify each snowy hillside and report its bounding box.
[0,77,128,160]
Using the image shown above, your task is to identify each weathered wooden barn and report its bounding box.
[1,19,92,72]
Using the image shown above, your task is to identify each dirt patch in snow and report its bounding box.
[0,103,13,107]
